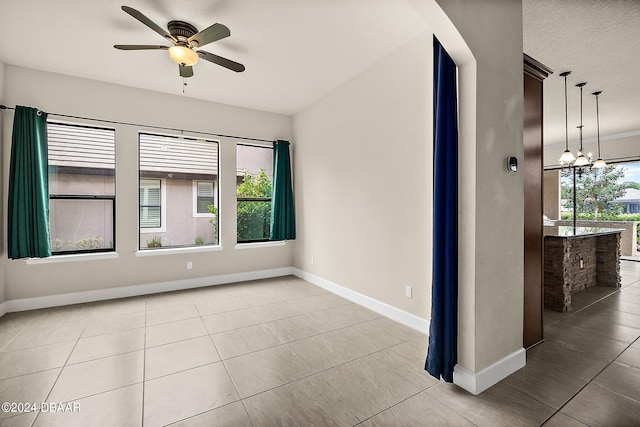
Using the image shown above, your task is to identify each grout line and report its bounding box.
[141,300,148,427]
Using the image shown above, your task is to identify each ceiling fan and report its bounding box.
[114,5,245,78]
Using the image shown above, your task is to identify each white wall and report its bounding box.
[293,30,433,320]
[2,65,293,302]
[436,0,524,373]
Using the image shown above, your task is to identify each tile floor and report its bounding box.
[0,262,639,426]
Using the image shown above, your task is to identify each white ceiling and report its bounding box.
[523,0,640,146]
[0,0,427,115]
[2,0,637,148]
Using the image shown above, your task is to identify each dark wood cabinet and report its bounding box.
[523,54,553,348]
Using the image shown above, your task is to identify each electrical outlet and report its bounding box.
[405,286,412,298]
[187,261,193,270]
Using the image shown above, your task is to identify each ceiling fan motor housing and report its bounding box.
[168,20,198,43]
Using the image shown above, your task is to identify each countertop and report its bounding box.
[544,226,625,238]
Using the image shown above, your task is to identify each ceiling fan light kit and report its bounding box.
[114,5,244,78]
[169,46,198,66]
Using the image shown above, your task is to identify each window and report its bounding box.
[236,144,273,243]
[139,133,219,249]
[47,122,116,254]
[140,179,162,228]
[193,181,217,216]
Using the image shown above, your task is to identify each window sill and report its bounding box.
[235,241,286,250]
[25,252,120,265]
[135,245,223,257]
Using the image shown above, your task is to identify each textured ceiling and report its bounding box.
[524,0,640,147]
[0,0,427,115]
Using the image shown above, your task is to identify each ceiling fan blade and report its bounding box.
[197,50,245,73]
[188,23,230,48]
[114,44,169,50]
[179,64,194,78]
[121,5,177,43]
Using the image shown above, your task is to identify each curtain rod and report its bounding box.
[0,104,274,143]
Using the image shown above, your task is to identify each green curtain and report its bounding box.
[270,140,296,240]
[8,106,51,259]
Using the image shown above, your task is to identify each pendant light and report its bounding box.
[573,82,591,167]
[591,90,607,168]
[558,71,576,164]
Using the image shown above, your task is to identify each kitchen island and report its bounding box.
[544,226,622,312]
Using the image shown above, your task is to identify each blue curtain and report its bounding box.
[425,37,458,382]
[270,140,296,240]
[8,106,51,259]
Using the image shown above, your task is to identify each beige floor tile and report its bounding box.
[558,310,640,343]
[501,359,587,409]
[243,375,359,427]
[526,339,612,380]
[361,389,474,427]
[168,401,252,427]
[143,362,239,427]
[48,351,143,403]
[145,336,220,380]
[350,316,424,348]
[33,383,142,427]
[145,318,207,348]
[426,382,555,427]
[201,309,264,335]
[593,361,640,401]
[0,342,74,380]
[0,314,34,351]
[285,325,382,373]
[544,323,629,359]
[578,306,640,329]
[3,322,84,351]
[202,301,303,334]
[562,383,640,426]
[211,324,281,360]
[289,292,352,313]
[194,293,282,317]
[67,328,145,365]
[81,312,145,338]
[368,342,439,390]
[144,292,195,311]
[598,298,640,316]
[263,314,329,343]
[542,412,588,427]
[0,369,60,420]
[146,304,199,327]
[0,412,38,427]
[224,345,312,398]
[314,350,425,421]
[617,345,640,368]
[307,304,380,331]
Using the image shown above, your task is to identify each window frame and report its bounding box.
[139,178,166,233]
[192,180,218,218]
[236,143,274,244]
[47,121,116,256]
[138,131,219,250]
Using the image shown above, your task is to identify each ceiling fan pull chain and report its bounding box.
[182,78,187,94]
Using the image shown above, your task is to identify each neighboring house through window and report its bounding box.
[139,133,219,249]
[47,122,116,254]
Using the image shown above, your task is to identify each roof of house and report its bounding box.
[614,188,640,203]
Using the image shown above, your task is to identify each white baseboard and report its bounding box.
[2,267,295,314]
[292,268,429,334]
[453,347,526,395]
